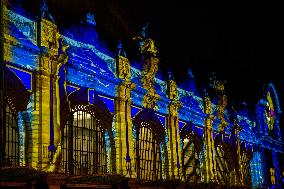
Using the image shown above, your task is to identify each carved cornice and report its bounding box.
[117,81,136,101]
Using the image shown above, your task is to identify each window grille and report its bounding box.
[135,123,162,180]
[62,110,106,175]
[3,102,19,167]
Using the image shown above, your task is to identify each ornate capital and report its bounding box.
[39,42,69,78]
[169,101,182,117]
[205,114,215,128]
[168,80,178,101]
[117,81,136,100]
[143,93,160,109]
[204,96,212,114]
[116,55,131,81]
[40,19,60,55]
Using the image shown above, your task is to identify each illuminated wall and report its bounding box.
[1,1,283,188]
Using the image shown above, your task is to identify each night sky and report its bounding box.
[20,0,283,110]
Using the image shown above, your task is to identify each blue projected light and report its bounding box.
[155,113,166,126]
[88,89,95,104]
[131,105,142,118]
[66,84,79,95]
[98,95,114,113]
[195,126,203,138]
[6,5,284,188]
[8,65,32,91]
[251,151,263,188]
[178,120,186,131]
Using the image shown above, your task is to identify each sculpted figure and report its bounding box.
[133,22,157,56]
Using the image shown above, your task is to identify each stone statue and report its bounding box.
[133,22,157,56]
[85,12,96,26]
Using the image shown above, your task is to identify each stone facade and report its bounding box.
[0,1,283,188]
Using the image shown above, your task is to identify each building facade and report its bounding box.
[0,1,283,188]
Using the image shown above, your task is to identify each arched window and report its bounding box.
[181,134,201,183]
[62,107,106,175]
[135,122,162,180]
[4,100,20,167]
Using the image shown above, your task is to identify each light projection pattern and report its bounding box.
[63,36,116,75]
[4,8,39,70]
[250,151,263,188]
[3,4,284,189]
[4,7,37,44]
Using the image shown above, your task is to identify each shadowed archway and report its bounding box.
[132,108,167,181]
[60,88,115,175]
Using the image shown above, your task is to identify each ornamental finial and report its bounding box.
[117,40,127,57]
[85,12,96,26]
[40,0,55,23]
[133,22,158,56]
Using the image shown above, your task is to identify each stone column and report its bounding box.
[166,79,182,179]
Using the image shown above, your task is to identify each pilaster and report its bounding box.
[166,79,182,179]
[31,16,67,170]
[114,55,136,177]
[202,94,216,183]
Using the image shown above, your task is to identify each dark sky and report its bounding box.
[20,0,283,109]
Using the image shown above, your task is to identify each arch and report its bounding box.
[60,88,115,175]
[2,66,31,167]
[133,108,165,142]
[60,88,112,130]
[4,66,30,112]
[133,108,166,180]
[180,123,203,183]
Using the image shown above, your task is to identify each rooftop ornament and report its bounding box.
[133,22,158,56]
[84,12,96,26]
[117,40,127,57]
